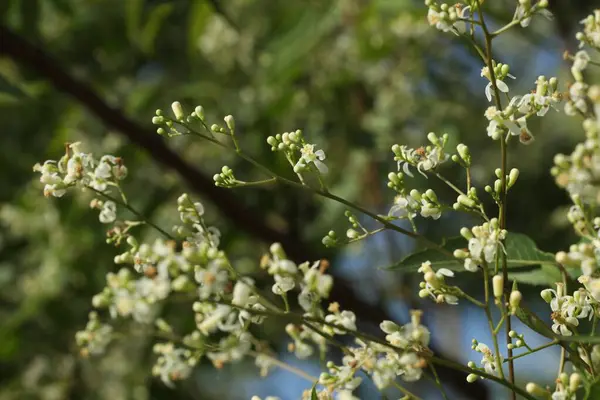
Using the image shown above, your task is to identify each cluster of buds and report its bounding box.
[509,75,560,117]
[506,330,530,351]
[267,130,328,175]
[389,188,442,220]
[551,117,600,204]
[541,283,593,336]
[484,168,520,202]
[152,102,206,137]
[468,339,501,378]
[526,372,581,400]
[392,132,449,178]
[577,10,600,49]
[451,143,471,168]
[424,1,465,33]
[514,0,550,28]
[75,311,113,357]
[33,142,127,200]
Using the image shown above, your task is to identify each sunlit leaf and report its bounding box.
[385,232,557,283]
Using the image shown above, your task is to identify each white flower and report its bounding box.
[272,274,295,294]
[482,68,512,102]
[195,260,229,300]
[427,8,453,32]
[296,144,328,173]
[475,342,499,375]
[99,200,117,223]
[232,279,254,306]
[325,310,357,334]
[398,352,425,382]
[389,193,419,219]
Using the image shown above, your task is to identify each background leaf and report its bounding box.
[385,232,558,283]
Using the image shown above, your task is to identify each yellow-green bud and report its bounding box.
[171,101,185,121]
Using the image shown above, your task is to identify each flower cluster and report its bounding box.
[468,340,500,377]
[33,143,128,223]
[453,219,507,272]
[267,130,328,175]
[578,10,600,49]
[392,132,449,178]
[526,372,581,400]
[540,283,593,336]
[417,261,459,304]
[34,142,127,196]
[388,188,442,220]
[75,311,113,357]
[317,310,431,397]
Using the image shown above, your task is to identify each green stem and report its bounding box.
[504,340,559,362]
[428,363,449,400]
[391,380,424,400]
[476,2,515,396]
[483,264,505,380]
[86,186,174,240]
[247,350,317,383]
[429,356,536,400]
[180,122,457,260]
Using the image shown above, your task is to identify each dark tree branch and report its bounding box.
[0,24,488,399]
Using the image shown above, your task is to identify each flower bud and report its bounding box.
[418,289,430,298]
[466,374,478,383]
[457,194,476,208]
[454,249,468,259]
[526,383,548,397]
[456,144,471,165]
[427,132,439,145]
[540,289,553,303]
[224,115,235,132]
[508,168,519,188]
[194,106,205,120]
[493,275,504,298]
[570,372,581,392]
[380,320,399,333]
[423,189,437,204]
[346,229,359,239]
[460,227,473,240]
[509,290,522,311]
[515,339,524,347]
[171,101,185,121]
[424,271,440,288]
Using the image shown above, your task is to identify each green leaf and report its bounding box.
[140,3,174,55]
[508,264,562,286]
[187,1,212,59]
[125,0,144,45]
[586,378,600,400]
[384,236,465,272]
[311,383,318,400]
[385,232,556,276]
[514,305,555,339]
[0,72,26,103]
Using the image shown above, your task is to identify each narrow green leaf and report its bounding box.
[385,232,557,277]
[0,73,26,102]
[384,236,464,272]
[311,383,318,400]
[125,0,144,45]
[140,3,174,55]
[514,305,555,339]
[187,1,212,59]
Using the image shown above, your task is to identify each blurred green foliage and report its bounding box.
[0,0,594,398]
